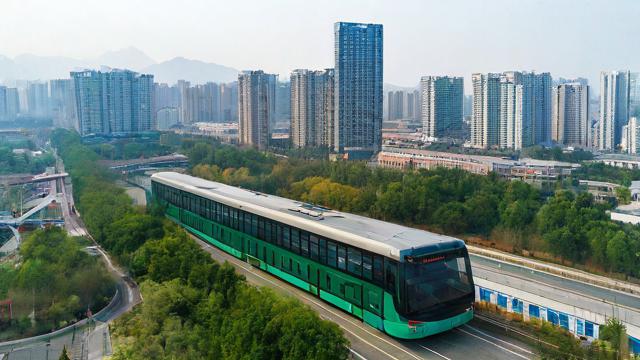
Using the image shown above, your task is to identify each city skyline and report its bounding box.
[1,0,639,91]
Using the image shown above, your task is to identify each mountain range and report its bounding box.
[0,47,239,85]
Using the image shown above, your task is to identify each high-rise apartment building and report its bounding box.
[623,117,640,154]
[71,69,154,136]
[0,87,7,121]
[421,76,464,139]
[220,82,238,122]
[290,69,334,148]
[630,73,640,118]
[5,88,19,121]
[334,22,383,158]
[26,82,49,117]
[237,70,277,150]
[599,70,630,151]
[49,79,76,129]
[471,73,501,148]
[387,91,404,121]
[275,81,291,127]
[472,71,552,150]
[157,107,180,130]
[552,83,590,148]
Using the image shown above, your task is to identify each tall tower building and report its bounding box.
[630,72,640,118]
[49,79,76,129]
[421,76,464,139]
[471,73,501,148]
[475,71,552,150]
[624,117,640,154]
[533,72,553,144]
[238,70,277,150]
[599,70,630,151]
[334,22,383,158]
[5,88,20,121]
[290,69,334,148]
[220,82,238,122]
[387,91,404,120]
[26,82,49,117]
[71,69,154,136]
[552,83,590,148]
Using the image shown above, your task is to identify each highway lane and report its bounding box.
[193,235,535,360]
[470,254,640,309]
[470,254,640,333]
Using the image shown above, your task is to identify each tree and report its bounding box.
[433,202,468,234]
[59,345,71,360]
[599,318,628,359]
[615,186,631,205]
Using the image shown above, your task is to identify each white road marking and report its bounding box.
[456,328,530,360]
[349,347,369,360]
[463,324,534,354]
[418,345,452,360]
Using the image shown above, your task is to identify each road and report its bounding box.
[470,253,640,334]
[193,235,535,360]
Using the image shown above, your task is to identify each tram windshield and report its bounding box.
[402,250,473,315]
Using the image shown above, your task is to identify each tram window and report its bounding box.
[264,220,272,243]
[347,248,362,277]
[310,235,319,260]
[243,211,251,233]
[291,229,300,254]
[275,225,282,246]
[385,260,397,293]
[282,225,290,249]
[362,254,373,280]
[215,202,221,222]
[271,222,277,244]
[373,256,384,284]
[239,211,245,232]
[319,238,327,264]
[337,246,347,270]
[327,242,337,268]
[300,232,309,257]
[258,217,265,239]
[250,214,258,237]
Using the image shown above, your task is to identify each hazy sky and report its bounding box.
[1,0,639,87]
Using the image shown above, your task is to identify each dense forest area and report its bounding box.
[181,139,640,280]
[0,228,115,340]
[51,129,349,360]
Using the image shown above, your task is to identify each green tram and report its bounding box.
[151,172,474,339]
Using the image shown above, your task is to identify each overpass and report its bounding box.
[0,172,68,186]
[99,154,189,173]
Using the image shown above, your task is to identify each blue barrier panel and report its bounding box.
[585,321,594,337]
[559,313,569,330]
[529,304,540,318]
[630,336,640,355]
[576,319,585,336]
[548,310,560,325]
[497,294,508,309]
[480,288,492,302]
[512,298,523,314]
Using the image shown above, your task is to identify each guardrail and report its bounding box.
[468,245,640,296]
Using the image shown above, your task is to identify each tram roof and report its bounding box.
[151,172,465,261]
